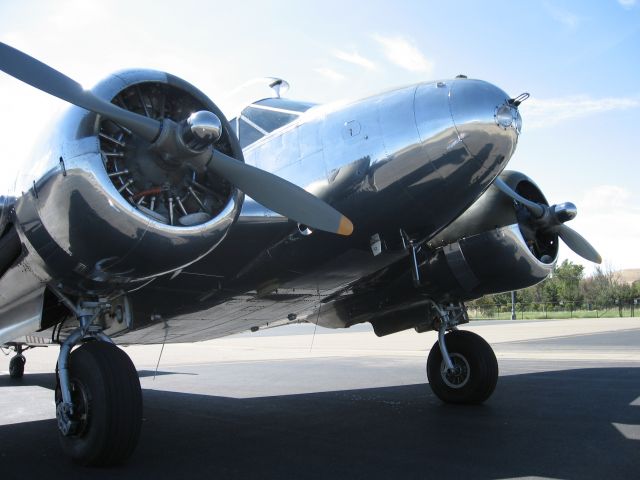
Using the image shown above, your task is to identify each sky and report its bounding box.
[0,0,638,274]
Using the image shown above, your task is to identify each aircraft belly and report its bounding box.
[119,239,406,344]
[117,292,319,344]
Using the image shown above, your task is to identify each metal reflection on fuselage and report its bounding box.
[241,77,515,242]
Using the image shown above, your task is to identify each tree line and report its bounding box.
[468,260,640,314]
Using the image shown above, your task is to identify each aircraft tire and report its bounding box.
[56,341,142,466]
[427,330,498,404]
[9,354,25,379]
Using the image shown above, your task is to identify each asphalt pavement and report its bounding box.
[1,318,639,479]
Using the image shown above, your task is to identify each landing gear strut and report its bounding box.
[425,302,498,404]
[53,296,142,466]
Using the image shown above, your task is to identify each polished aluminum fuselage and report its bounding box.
[0,74,520,345]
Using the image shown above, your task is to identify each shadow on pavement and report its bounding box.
[0,367,638,479]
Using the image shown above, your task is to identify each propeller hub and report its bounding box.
[552,202,577,223]
[181,110,222,151]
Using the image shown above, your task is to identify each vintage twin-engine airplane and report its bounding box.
[0,42,601,466]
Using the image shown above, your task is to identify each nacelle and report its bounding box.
[12,70,243,294]
[418,170,557,300]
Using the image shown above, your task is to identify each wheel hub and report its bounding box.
[56,378,90,437]
[441,353,470,388]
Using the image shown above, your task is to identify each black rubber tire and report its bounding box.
[427,330,498,405]
[56,341,142,466]
[9,355,25,379]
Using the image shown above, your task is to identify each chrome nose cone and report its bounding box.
[449,79,519,162]
[181,110,223,150]
[552,202,578,223]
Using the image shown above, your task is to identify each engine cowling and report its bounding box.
[13,70,243,293]
[0,195,13,236]
[416,170,557,300]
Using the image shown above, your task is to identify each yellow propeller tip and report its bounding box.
[337,216,354,236]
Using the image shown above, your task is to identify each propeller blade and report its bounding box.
[557,224,602,264]
[0,42,160,142]
[494,178,545,218]
[208,149,353,236]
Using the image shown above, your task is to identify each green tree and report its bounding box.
[468,261,638,318]
[581,265,617,307]
[554,260,584,307]
[468,294,498,317]
[541,274,559,306]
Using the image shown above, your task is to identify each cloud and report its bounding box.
[48,0,111,30]
[314,67,345,82]
[372,35,433,73]
[544,3,581,29]
[332,49,376,70]
[618,0,637,8]
[519,95,640,128]
[581,185,636,213]
[560,185,640,272]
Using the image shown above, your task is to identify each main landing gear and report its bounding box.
[424,302,498,404]
[6,344,27,379]
[53,297,142,466]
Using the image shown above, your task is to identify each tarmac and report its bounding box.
[1,317,639,479]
